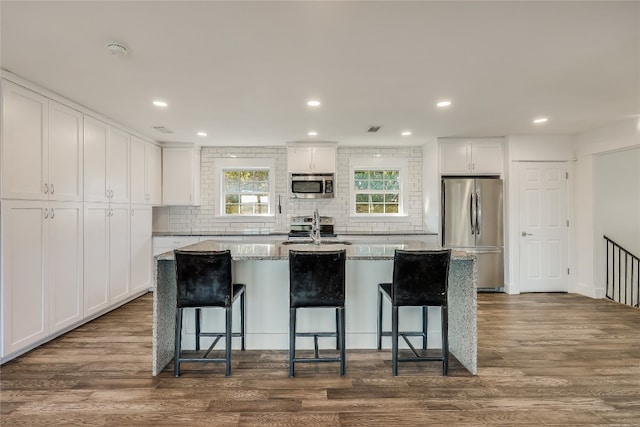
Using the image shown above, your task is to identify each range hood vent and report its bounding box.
[367,125,382,133]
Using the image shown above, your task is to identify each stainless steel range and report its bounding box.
[288,215,336,239]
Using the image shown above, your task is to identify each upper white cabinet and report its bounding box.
[162,146,201,206]
[440,139,504,175]
[130,136,162,205]
[84,116,130,203]
[287,143,337,173]
[1,81,83,201]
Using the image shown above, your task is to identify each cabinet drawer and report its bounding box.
[152,236,199,256]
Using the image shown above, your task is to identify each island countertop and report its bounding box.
[155,238,475,261]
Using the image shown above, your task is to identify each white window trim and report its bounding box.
[216,158,276,221]
[349,157,409,219]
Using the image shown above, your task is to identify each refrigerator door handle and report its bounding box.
[469,193,475,235]
[475,191,481,235]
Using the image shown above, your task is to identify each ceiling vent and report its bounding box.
[367,125,382,133]
[106,41,129,56]
[152,126,174,134]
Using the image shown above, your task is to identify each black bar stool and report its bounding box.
[377,249,451,376]
[289,249,346,377]
[174,249,246,377]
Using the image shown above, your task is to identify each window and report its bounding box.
[350,158,407,216]
[218,158,274,217]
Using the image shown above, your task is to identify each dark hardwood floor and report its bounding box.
[1,292,639,426]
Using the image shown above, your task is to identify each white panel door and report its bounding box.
[83,117,109,202]
[108,128,130,204]
[83,203,110,315]
[49,202,83,333]
[48,101,83,202]
[130,135,147,204]
[109,204,131,304]
[1,200,48,356]
[130,204,152,294]
[1,81,48,200]
[518,162,568,292]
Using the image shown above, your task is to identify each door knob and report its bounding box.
[521,232,533,236]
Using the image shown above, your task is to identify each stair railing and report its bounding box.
[604,235,639,308]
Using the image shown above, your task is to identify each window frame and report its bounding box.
[217,158,275,220]
[349,158,408,218]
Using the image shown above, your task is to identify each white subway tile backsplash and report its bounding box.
[162,145,425,234]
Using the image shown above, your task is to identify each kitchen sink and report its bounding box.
[281,240,352,245]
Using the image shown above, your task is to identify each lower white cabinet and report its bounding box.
[130,204,153,293]
[1,200,83,357]
[83,203,130,317]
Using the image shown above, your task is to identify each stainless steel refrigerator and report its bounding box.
[442,177,504,291]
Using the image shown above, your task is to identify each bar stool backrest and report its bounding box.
[392,249,451,306]
[289,250,346,308]
[174,250,233,308]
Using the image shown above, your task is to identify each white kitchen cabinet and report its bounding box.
[440,139,503,175]
[287,144,337,173]
[1,81,83,201]
[84,116,130,203]
[162,146,201,206]
[83,203,131,317]
[130,136,162,205]
[1,200,83,357]
[130,204,153,293]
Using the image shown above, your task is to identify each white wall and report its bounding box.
[574,118,640,298]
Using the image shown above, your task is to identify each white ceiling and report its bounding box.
[1,1,638,147]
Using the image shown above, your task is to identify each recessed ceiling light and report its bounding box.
[401,131,412,136]
[308,131,318,136]
[197,132,207,137]
[533,117,548,124]
[307,100,321,107]
[153,100,168,107]
[437,100,452,108]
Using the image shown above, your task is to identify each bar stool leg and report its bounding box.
[289,307,296,377]
[442,306,449,376]
[422,306,428,350]
[377,287,383,350]
[392,305,399,376]
[240,291,246,351]
[195,308,201,352]
[335,308,340,350]
[174,308,183,377]
[339,306,346,377]
[225,306,232,377]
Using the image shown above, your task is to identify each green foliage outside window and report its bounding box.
[223,170,270,215]
[354,170,400,214]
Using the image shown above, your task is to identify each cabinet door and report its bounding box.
[1,201,48,356]
[146,143,162,205]
[287,146,313,173]
[130,135,147,204]
[109,204,131,304]
[49,202,83,333]
[84,117,109,202]
[471,143,503,174]
[48,102,83,202]
[1,81,49,200]
[108,128,130,204]
[130,205,152,294]
[83,203,110,316]
[311,146,336,172]
[440,142,471,174]
[162,148,199,205]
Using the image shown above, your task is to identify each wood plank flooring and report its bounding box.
[1,293,639,426]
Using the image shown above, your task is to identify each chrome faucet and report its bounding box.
[310,208,321,245]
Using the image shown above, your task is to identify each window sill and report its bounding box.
[216,215,276,223]
[348,214,409,222]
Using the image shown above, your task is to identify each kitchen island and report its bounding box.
[153,239,477,375]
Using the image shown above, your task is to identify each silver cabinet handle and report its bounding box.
[521,232,533,236]
[50,184,55,195]
[50,208,55,219]
[44,183,49,194]
[44,208,49,219]
[131,208,135,216]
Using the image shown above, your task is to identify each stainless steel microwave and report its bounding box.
[289,173,334,198]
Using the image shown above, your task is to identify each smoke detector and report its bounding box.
[106,41,129,56]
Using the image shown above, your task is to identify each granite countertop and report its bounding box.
[152,232,439,237]
[155,238,473,261]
